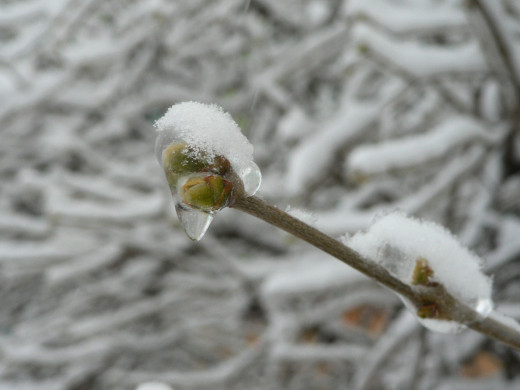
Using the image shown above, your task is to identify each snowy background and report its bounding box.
[1,0,520,389]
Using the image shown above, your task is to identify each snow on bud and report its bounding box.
[343,211,493,333]
[154,101,261,240]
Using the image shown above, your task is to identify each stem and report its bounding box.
[232,195,520,350]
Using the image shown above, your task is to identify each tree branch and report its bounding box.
[232,195,520,350]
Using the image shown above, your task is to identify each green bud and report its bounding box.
[162,142,232,191]
[411,257,435,286]
[181,175,233,211]
[163,142,208,176]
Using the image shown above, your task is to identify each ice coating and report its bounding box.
[154,102,261,241]
[175,205,214,241]
[155,101,261,196]
[343,211,493,333]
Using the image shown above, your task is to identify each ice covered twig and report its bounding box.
[154,101,520,350]
[232,196,520,350]
[345,212,493,333]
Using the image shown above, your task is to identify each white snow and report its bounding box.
[154,101,259,190]
[347,117,491,176]
[284,78,403,196]
[346,0,466,35]
[352,24,487,77]
[136,383,173,390]
[343,211,493,314]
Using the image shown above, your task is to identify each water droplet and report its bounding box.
[476,297,493,317]
[175,204,214,241]
[240,161,261,196]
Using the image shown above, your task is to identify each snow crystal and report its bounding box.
[154,101,259,189]
[343,211,493,323]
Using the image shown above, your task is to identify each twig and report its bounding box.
[232,195,520,350]
[470,0,520,96]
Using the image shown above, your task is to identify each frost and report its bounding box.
[343,211,493,332]
[154,101,261,240]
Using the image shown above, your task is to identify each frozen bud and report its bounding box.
[162,142,231,191]
[344,211,493,333]
[163,143,207,175]
[181,174,233,212]
[154,101,262,241]
[411,257,436,286]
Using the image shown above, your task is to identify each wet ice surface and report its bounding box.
[344,211,493,333]
[154,102,261,240]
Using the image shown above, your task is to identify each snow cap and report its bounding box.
[344,211,493,317]
[155,102,255,182]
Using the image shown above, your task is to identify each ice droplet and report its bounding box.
[476,297,493,317]
[241,161,262,196]
[175,205,214,241]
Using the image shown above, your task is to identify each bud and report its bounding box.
[417,303,440,319]
[181,174,233,212]
[162,142,231,191]
[411,257,436,286]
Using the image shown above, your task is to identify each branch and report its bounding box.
[232,195,520,350]
[469,0,520,97]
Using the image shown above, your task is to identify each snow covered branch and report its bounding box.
[232,195,520,350]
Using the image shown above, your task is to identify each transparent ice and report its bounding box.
[154,102,261,240]
[240,160,262,196]
[175,205,214,241]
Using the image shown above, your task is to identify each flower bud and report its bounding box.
[162,142,232,191]
[411,257,435,286]
[181,174,233,212]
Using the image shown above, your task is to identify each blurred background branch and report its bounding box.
[1,0,520,389]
